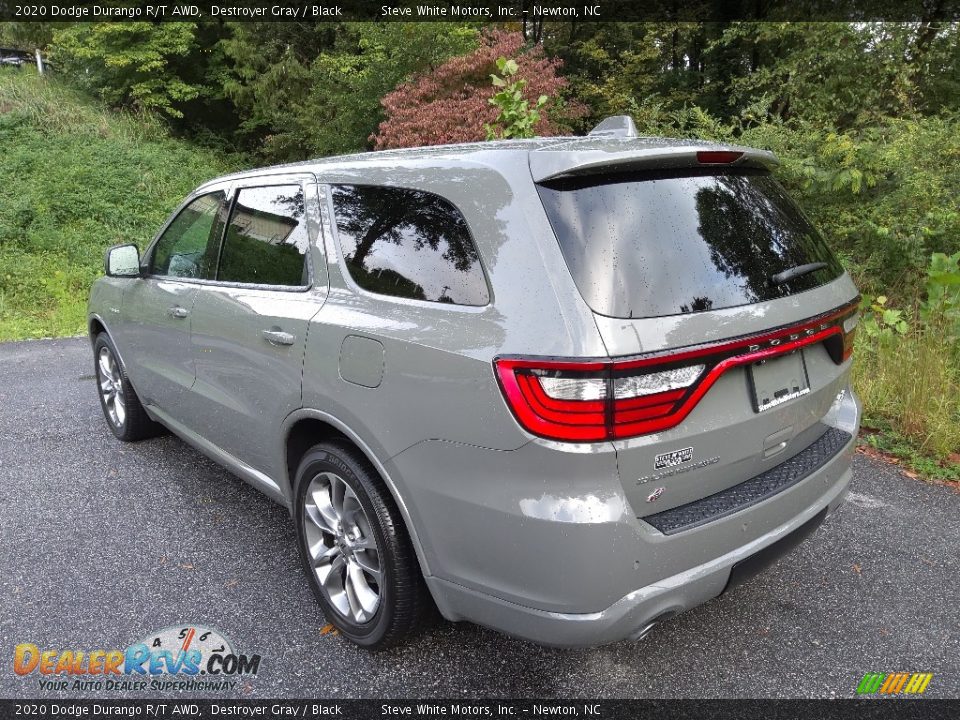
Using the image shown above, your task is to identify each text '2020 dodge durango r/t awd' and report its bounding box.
[89,116,860,648]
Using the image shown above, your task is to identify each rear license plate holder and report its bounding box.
[748,350,810,413]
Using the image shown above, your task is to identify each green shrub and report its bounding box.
[854,253,960,474]
[485,57,548,140]
[0,72,237,340]
[736,116,960,300]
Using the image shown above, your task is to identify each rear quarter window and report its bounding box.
[331,185,489,307]
[537,169,844,318]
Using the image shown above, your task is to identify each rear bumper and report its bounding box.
[392,386,860,647]
[426,461,851,647]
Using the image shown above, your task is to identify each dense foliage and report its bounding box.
[372,30,582,148]
[221,23,480,159]
[485,57,549,140]
[0,19,957,473]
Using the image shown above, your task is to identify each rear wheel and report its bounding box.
[94,333,161,441]
[294,441,427,648]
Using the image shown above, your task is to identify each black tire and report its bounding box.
[294,441,427,648]
[93,332,162,442]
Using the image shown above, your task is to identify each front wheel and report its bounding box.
[93,333,161,441]
[294,441,427,648]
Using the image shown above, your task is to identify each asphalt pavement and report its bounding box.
[1,337,957,699]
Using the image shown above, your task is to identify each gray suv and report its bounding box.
[89,117,861,648]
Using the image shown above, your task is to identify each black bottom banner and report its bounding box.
[0,699,957,720]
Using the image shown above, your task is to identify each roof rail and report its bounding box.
[588,115,638,139]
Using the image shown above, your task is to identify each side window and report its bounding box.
[150,192,226,279]
[331,185,489,306]
[218,185,309,287]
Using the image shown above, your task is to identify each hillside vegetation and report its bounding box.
[0,72,236,340]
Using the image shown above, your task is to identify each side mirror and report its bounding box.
[105,243,141,278]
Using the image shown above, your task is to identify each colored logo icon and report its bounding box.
[856,672,933,695]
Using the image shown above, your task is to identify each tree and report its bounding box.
[50,23,208,118]
[222,22,479,161]
[712,23,942,129]
[331,185,480,273]
[372,30,585,149]
[0,22,54,51]
[543,22,731,132]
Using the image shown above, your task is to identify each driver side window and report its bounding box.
[150,191,226,278]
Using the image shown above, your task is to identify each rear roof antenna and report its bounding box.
[588,115,638,139]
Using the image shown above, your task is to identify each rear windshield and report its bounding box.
[537,169,844,318]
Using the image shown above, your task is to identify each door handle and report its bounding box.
[168,306,190,319]
[262,329,296,346]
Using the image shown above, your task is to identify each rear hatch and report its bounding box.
[532,144,859,521]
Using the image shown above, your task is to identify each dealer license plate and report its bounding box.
[748,350,810,412]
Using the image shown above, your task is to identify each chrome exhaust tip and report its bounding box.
[629,621,659,641]
[629,611,677,641]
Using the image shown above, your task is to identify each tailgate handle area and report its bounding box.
[764,425,794,458]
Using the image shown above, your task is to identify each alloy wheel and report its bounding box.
[97,347,126,428]
[302,471,382,623]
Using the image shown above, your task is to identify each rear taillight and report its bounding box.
[841,312,859,361]
[495,300,860,443]
[496,360,608,442]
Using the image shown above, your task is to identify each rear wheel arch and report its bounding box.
[282,411,431,577]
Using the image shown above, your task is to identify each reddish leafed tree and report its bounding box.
[371,30,585,149]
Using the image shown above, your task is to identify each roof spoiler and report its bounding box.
[588,115,639,139]
[530,144,779,183]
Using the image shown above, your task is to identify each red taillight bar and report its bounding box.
[494,298,860,443]
[496,363,609,441]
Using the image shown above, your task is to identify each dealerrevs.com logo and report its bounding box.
[13,625,261,692]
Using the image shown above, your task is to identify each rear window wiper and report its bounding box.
[770,262,828,286]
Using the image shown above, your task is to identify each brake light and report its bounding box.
[696,150,743,164]
[494,300,860,442]
[841,313,859,361]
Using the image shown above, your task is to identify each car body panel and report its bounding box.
[591,273,860,357]
[118,279,198,410]
[426,462,852,647]
[187,285,318,478]
[389,385,858,617]
[182,174,326,481]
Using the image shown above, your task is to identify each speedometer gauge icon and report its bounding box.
[136,625,234,672]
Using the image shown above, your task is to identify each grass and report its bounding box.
[853,321,960,482]
[0,70,237,340]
